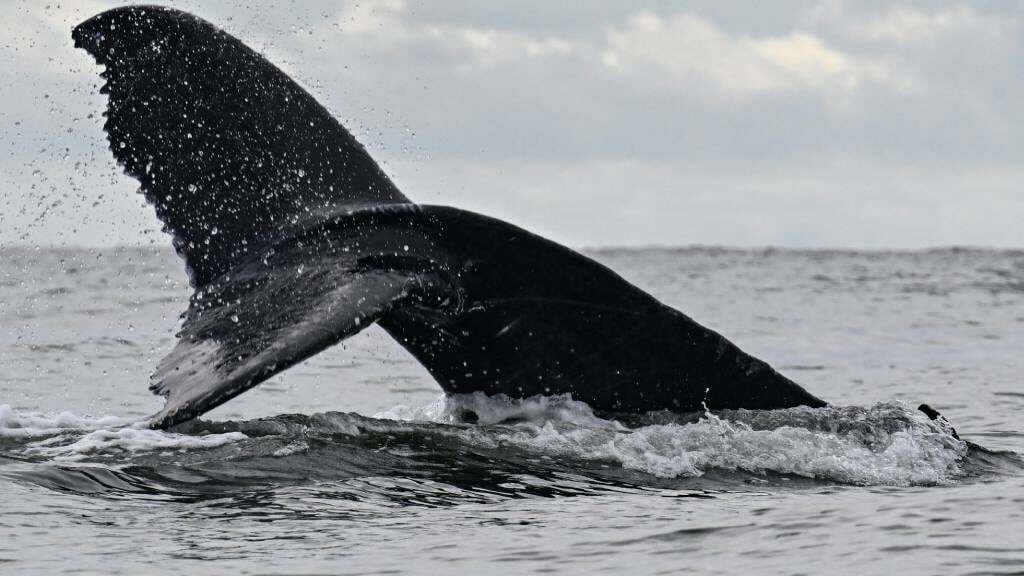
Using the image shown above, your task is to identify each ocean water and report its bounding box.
[1,245,1022,575]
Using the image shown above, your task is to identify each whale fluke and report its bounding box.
[74,6,827,429]
[72,5,407,287]
[148,226,435,429]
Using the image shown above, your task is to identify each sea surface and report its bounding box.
[1,245,1022,575]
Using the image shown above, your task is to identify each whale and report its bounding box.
[72,6,827,429]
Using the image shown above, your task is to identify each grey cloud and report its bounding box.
[0,0,1020,248]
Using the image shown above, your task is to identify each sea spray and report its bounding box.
[380,394,968,485]
[0,404,247,461]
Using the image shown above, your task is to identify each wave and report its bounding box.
[378,394,969,485]
[0,404,247,460]
[0,394,985,491]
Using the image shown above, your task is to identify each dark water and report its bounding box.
[1,246,1022,574]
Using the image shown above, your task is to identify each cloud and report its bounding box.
[334,0,578,66]
[1,0,1021,249]
[329,4,913,100]
[0,0,111,77]
[601,11,907,98]
[337,0,407,35]
[848,5,1011,44]
[394,157,1024,249]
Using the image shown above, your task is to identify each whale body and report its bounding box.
[72,6,827,429]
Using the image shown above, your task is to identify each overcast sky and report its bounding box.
[1,0,1021,248]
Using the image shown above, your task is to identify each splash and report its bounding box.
[2,397,968,485]
[0,404,247,461]
[376,391,616,428]
[37,427,249,461]
[380,393,968,486]
[0,404,130,438]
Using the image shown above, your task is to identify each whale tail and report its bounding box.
[73,5,407,288]
[75,6,826,429]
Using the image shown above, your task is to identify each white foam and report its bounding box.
[4,397,968,484]
[0,404,247,461]
[377,392,618,428]
[378,394,968,486]
[272,440,311,457]
[38,427,248,461]
[0,403,130,438]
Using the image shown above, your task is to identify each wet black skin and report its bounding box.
[72,6,825,428]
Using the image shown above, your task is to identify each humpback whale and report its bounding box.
[72,6,827,429]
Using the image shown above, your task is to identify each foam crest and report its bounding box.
[34,427,248,461]
[601,410,965,484]
[380,394,968,486]
[377,392,618,428]
[0,404,130,438]
[0,404,247,461]
[4,398,968,484]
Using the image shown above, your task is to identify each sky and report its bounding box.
[0,0,1021,249]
